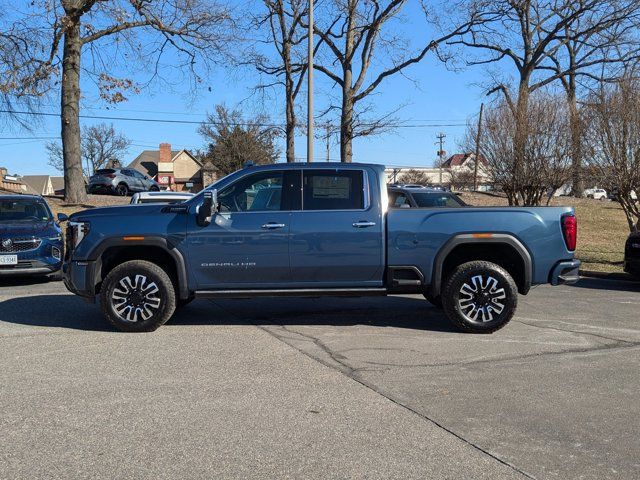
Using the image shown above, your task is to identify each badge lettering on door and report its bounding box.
[201,262,257,268]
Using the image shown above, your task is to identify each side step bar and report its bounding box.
[195,288,388,299]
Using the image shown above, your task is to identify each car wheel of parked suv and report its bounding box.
[100,260,176,332]
[441,261,517,334]
[149,185,160,192]
[116,183,129,196]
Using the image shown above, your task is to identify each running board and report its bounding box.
[195,288,388,299]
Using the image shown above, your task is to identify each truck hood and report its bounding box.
[69,204,168,221]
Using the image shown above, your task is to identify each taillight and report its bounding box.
[561,214,577,251]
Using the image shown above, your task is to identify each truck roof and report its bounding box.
[241,162,386,171]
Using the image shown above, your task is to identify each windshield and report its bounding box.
[411,192,465,208]
[0,199,52,222]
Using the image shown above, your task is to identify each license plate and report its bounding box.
[0,255,18,265]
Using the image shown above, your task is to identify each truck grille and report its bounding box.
[0,237,42,253]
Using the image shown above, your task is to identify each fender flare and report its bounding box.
[431,233,532,296]
[87,236,190,299]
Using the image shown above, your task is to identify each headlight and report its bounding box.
[67,221,90,249]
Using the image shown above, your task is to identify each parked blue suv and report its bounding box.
[0,195,64,277]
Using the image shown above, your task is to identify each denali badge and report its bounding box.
[201,262,257,268]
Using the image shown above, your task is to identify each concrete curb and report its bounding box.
[579,269,639,283]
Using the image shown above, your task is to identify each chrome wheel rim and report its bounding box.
[111,274,161,323]
[457,274,506,323]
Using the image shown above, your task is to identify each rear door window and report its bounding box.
[302,170,365,210]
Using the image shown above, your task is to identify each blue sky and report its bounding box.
[0,1,495,176]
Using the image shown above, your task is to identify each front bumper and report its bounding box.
[0,240,63,276]
[62,259,97,301]
[550,259,581,286]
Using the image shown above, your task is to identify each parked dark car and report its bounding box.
[388,185,466,208]
[624,230,640,277]
[88,168,160,196]
[0,195,64,277]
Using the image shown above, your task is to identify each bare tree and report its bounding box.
[311,0,482,162]
[251,1,308,163]
[0,0,232,204]
[449,168,476,191]
[451,0,639,202]
[545,2,640,197]
[198,105,280,176]
[470,94,571,206]
[585,77,640,231]
[397,169,433,186]
[46,123,130,176]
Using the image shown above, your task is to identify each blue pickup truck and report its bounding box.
[63,163,580,333]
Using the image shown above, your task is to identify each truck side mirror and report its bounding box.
[196,189,217,226]
[57,213,69,222]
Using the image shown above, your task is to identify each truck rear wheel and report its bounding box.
[100,260,176,332]
[441,261,517,333]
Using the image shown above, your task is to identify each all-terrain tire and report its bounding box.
[441,260,517,334]
[100,260,176,332]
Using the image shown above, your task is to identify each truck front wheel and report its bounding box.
[100,260,176,332]
[441,261,517,333]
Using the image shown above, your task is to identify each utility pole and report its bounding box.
[473,103,484,191]
[436,132,446,185]
[307,0,314,163]
[325,123,330,161]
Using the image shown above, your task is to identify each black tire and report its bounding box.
[100,260,176,332]
[149,185,160,192]
[177,295,195,308]
[423,291,443,309]
[441,261,517,334]
[116,183,129,196]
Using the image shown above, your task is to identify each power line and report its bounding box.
[0,109,468,129]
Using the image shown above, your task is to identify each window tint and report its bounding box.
[95,169,115,175]
[131,170,145,179]
[389,191,409,208]
[303,170,364,210]
[218,171,284,212]
[0,199,52,222]
[411,193,465,208]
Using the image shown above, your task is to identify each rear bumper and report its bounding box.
[550,259,581,286]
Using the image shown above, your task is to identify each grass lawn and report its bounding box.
[5,190,629,274]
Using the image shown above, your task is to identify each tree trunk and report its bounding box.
[285,75,296,163]
[61,19,87,204]
[340,83,354,163]
[568,80,583,197]
[513,78,531,205]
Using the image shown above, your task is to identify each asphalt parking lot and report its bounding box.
[1,277,638,479]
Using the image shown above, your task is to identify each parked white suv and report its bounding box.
[584,188,608,200]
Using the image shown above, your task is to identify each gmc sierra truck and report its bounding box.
[63,163,580,333]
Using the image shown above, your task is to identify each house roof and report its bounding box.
[128,149,201,178]
[21,175,51,195]
[50,176,64,193]
[442,153,487,168]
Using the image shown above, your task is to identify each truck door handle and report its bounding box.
[262,222,286,229]
[352,221,376,228]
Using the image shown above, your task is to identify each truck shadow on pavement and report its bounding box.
[0,294,456,333]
